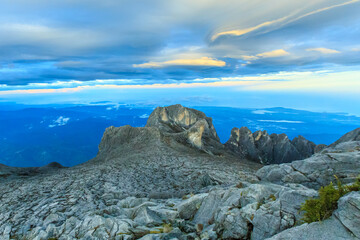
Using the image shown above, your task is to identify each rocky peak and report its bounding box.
[145,104,223,154]
[328,127,360,147]
[225,128,316,164]
[292,135,316,158]
[146,104,218,138]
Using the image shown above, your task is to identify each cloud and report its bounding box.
[55,61,86,68]
[239,49,290,65]
[211,16,289,41]
[211,0,360,41]
[258,120,304,123]
[306,48,340,54]
[243,69,360,92]
[252,110,276,115]
[133,57,226,68]
[2,69,360,96]
[256,49,290,58]
[0,23,105,52]
[0,0,359,86]
[48,116,70,128]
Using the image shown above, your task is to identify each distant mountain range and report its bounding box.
[1,103,360,167]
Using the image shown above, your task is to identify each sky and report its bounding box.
[0,0,360,114]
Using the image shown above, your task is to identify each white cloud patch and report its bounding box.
[139,114,149,119]
[252,110,276,115]
[258,120,304,123]
[48,116,70,128]
[306,48,340,54]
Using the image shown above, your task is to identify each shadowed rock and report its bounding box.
[315,144,327,153]
[256,140,360,189]
[225,127,316,164]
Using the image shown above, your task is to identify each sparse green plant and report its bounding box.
[268,194,276,201]
[300,175,360,223]
[256,198,265,210]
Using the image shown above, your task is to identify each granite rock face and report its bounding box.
[328,127,360,148]
[257,141,360,189]
[145,104,224,155]
[225,127,316,164]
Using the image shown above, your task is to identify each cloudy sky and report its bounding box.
[1,0,360,114]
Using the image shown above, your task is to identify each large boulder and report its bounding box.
[177,193,208,220]
[256,143,360,189]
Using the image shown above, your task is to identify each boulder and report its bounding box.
[257,145,360,189]
[334,191,360,238]
[178,193,207,220]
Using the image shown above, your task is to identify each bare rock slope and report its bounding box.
[0,105,359,240]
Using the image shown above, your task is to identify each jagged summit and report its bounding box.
[145,104,223,154]
[146,104,217,137]
[225,126,316,164]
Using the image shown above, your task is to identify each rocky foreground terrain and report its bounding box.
[0,104,359,240]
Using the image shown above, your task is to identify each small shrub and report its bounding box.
[301,175,360,223]
[256,198,265,210]
[268,194,276,201]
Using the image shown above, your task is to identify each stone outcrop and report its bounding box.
[225,127,316,164]
[328,127,360,148]
[145,104,224,155]
[256,141,360,189]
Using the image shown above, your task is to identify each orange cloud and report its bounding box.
[211,0,359,41]
[256,49,290,58]
[133,57,226,68]
[211,16,288,41]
